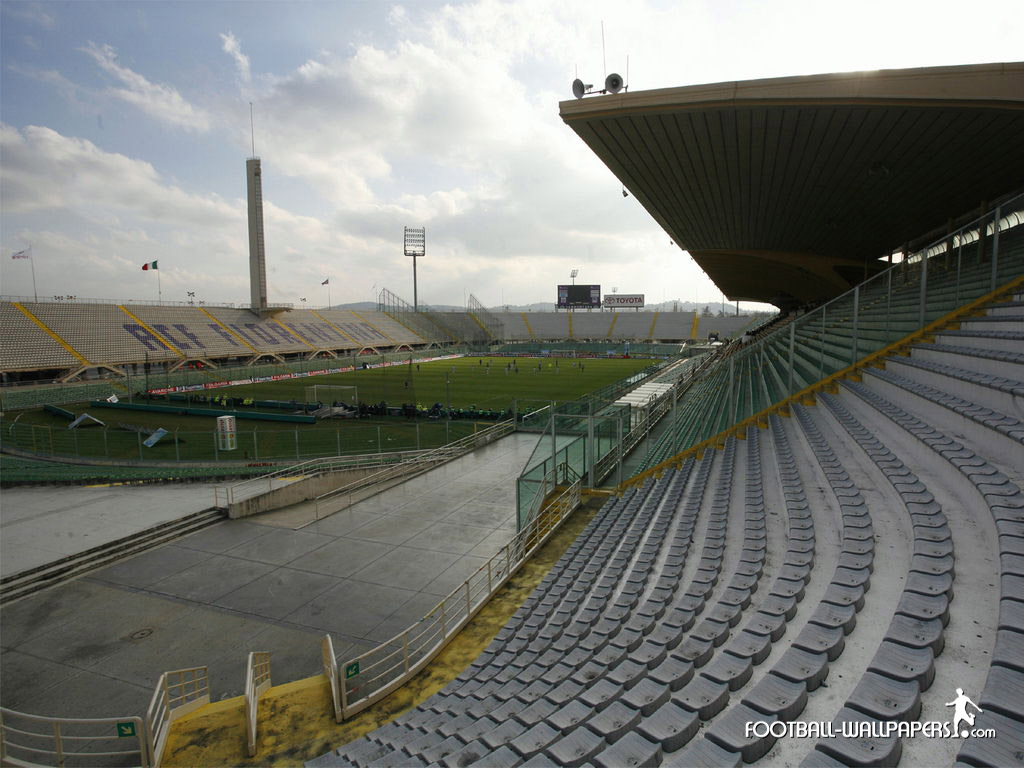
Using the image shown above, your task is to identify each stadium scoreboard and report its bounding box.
[557,284,601,309]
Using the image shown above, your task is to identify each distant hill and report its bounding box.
[331,299,772,318]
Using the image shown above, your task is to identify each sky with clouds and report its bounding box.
[2,0,1021,311]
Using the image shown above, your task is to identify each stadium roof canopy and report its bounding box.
[560,62,1024,309]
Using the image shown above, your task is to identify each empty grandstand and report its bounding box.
[2,60,1023,768]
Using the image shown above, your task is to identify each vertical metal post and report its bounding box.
[73,428,79,457]
[587,415,595,487]
[138,432,144,460]
[616,415,623,487]
[991,206,1002,290]
[550,411,557,482]
[402,633,409,674]
[728,358,735,427]
[213,432,218,461]
[886,269,892,343]
[851,285,859,365]
[487,560,493,593]
[336,430,341,456]
[439,599,447,637]
[254,431,259,460]
[465,580,471,616]
[956,238,963,306]
[819,306,826,381]
[787,323,795,394]
[175,430,180,461]
[416,421,420,450]
[52,722,63,768]
[103,428,109,458]
[377,426,382,454]
[919,244,928,327]
[295,429,300,459]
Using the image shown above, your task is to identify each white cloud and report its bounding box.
[81,42,211,132]
[220,31,251,83]
[3,2,55,30]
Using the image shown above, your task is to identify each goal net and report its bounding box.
[304,385,358,406]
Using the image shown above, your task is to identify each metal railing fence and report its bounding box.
[244,653,271,758]
[0,709,150,768]
[327,473,582,720]
[145,666,210,767]
[635,194,1024,471]
[312,420,515,520]
[2,419,477,467]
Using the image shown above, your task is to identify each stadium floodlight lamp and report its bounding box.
[404,226,426,311]
[570,268,579,285]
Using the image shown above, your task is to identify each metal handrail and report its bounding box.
[145,666,209,767]
[244,652,271,758]
[332,474,582,719]
[0,707,150,768]
[321,636,342,723]
[214,449,433,507]
[311,420,515,518]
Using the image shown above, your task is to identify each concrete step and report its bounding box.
[0,508,225,604]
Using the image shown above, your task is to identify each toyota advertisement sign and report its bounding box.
[603,294,645,308]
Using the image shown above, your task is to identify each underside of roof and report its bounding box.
[560,62,1024,308]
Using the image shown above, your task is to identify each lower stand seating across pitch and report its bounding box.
[309,292,1024,768]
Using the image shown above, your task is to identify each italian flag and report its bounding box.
[141,260,158,271]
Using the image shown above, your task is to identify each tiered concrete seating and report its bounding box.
[126,304,263,358]
[652,312,697,340]
[309,290,1023,768]
[569,312,613,340]
[699,315,756,339]
[611,313,654,340]
[24,301,179,364]
[197,307,326,355]
[528,313,570,340]
[492,313,533,341]
[0,302,80,371]
[355,310,432,345]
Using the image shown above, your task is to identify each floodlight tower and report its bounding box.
[570,268,579,285]
[404,226,426,311]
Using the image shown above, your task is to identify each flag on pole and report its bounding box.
[11,249,30,259]
[142,260,158,271]
[322,278,329,285]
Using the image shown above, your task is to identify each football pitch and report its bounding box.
[214,355,657,411]
[5,356,657,463]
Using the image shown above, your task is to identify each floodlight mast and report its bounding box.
[404,226,426,311]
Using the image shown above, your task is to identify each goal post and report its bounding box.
[304,385,359,405]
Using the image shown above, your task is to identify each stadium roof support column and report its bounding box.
[247,158,268,314]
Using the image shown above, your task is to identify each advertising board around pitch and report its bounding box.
[604,294,644,308]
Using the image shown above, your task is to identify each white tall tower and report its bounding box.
[246,157,268,313]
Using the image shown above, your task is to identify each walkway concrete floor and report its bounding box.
[0,432,537,721]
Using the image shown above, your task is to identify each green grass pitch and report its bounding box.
[5,356,657,463]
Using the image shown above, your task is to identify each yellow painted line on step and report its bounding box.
[13,302,92,366]
[690,312,700,339]
[273,317,315,349]
[469,312,492,338]
[381,310,426,342]
[350,309,397,345]
[311,310,360,347]
[118,306,184,357]
[607,312,618,338]
[647,310,660,339]
[197,307,259,353]
[522,312,536,340]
